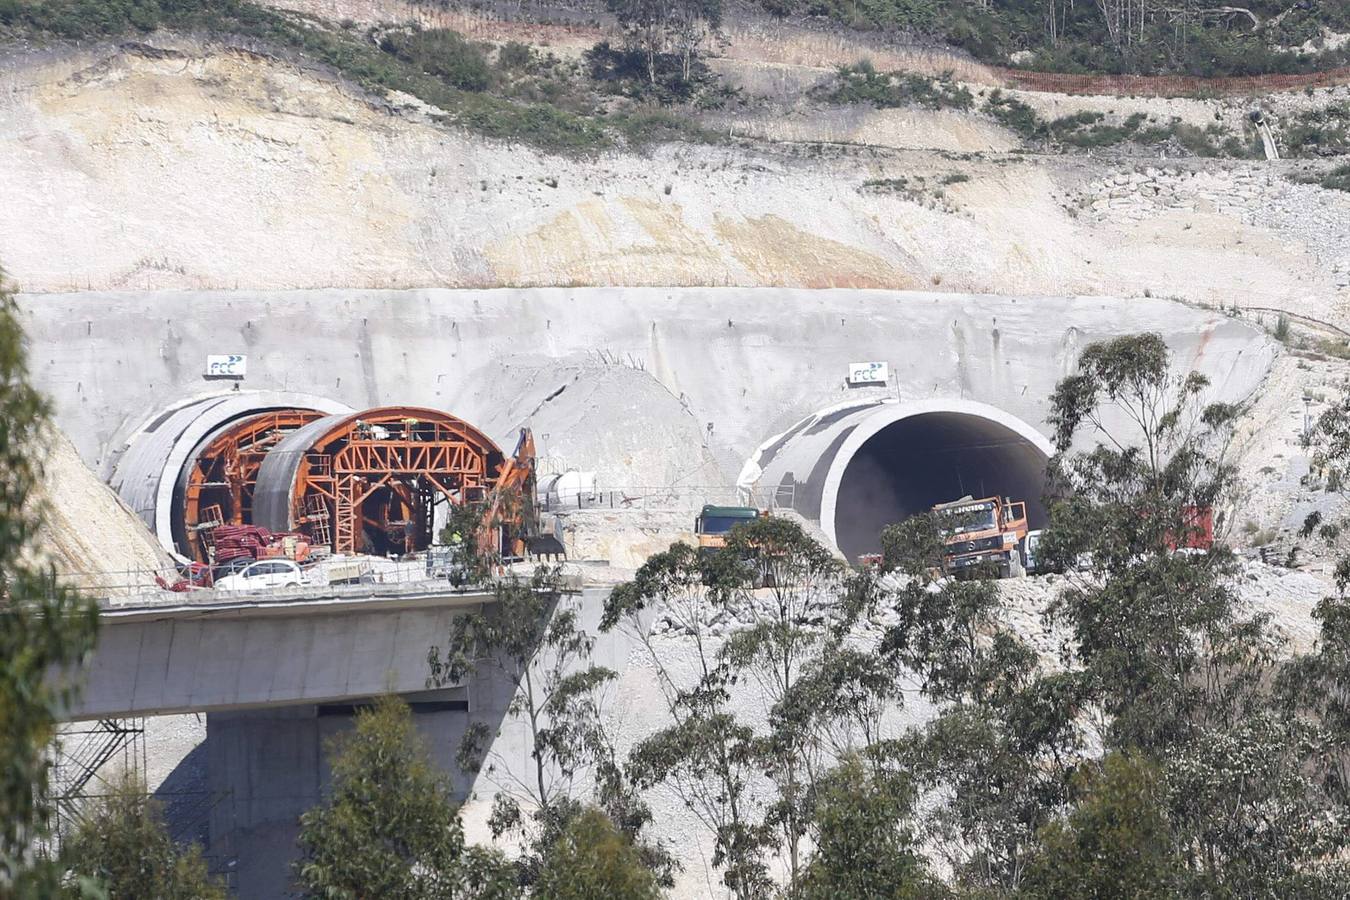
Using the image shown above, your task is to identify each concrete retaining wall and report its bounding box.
[19,288,1277,488]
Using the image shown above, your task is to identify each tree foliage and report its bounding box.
[756,0,1350,77]
[330,332,1347,897]
[878,513,1083,893]
[1043,333,1250,748]
[532,807,660,900]
[428,568,669,886]
[0,268,100,896]
[604,0,722,85]
[295,695,515,899]
[608,518,931,898]
[1021,753,1180,899]
[606,542,768,897]
[794,756,940,900]
[61,774,223,900]
[1036,333,1349,894]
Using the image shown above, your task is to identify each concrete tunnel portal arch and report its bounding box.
[751,400,1054,562]
[111,394,516,562]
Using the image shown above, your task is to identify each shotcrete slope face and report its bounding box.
[832,411,1050,560]
[23,288,1274,556]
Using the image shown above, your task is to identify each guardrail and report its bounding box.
[55,558,479,605]
[539,483,796,512]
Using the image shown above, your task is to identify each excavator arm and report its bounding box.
[477,428,537,560]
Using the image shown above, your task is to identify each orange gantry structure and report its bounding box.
[249,407,531,559]
[178,408,326,562]
[173,405,536,563]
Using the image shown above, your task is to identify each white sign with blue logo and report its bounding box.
[847,361,888,385]
[205,354,247,377]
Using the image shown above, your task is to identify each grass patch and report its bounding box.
[1289,162,1350,192]
[1283,102,1350,158]
[1321,163,1350,192]
[859,174,955,209]
[612,106,722,148]
[1299,334,1350,360]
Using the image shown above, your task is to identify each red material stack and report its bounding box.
[212,525,274,563]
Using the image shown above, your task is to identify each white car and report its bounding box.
[213,558,305,592]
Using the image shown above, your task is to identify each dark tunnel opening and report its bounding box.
[833,412,1050,562]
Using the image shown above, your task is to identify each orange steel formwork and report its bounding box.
[180,409,325,562]
[256,407,517,557]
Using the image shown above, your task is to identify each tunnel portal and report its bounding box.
[831,411,1050,562]
[112,395,532,562]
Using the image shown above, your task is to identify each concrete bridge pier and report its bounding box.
[203,684,507,898]
[60,585,522,897]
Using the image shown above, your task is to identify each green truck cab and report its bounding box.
[695,505,762,553]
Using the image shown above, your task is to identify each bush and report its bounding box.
[614,106,718,148]
[455,94,610,154]
[496,40,533,72]
[1283,101,1350,157]
[534,808,660,900]
[1319,162,1350,192]
[1274,313,1291,343]
[976,92,1250,157]
[1022,754,1182,900]
[62,774,225,900]
[378,28,491,92]
[296,696,515,897]
[984,90,1042,141]
[825,64,974,111]
[584,41,714,104]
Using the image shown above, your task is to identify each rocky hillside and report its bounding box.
[0,9,1347,323]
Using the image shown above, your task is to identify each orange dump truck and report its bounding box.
[933,495,1029,579]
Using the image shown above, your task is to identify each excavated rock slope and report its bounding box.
[1,39,1346,324]
[32,427,173,596]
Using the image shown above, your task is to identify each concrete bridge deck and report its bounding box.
[67,583,500,720]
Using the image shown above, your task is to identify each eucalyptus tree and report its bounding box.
[427,568,627,884]
[605,542,770,898]
[607,517,914,896]
[794,756,943,900]
[62,775,223,900]
[1040,332,1348,894]
[877,513,1084,892]
[533,807,661,900]
[1041,332,1256,748]
[295,696,515,900]
[0,269,100,896]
